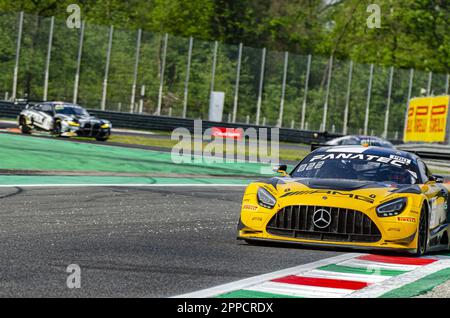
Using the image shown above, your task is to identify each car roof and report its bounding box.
[311,145,419,163]
[330,135,391,143]
[40,101,82,108]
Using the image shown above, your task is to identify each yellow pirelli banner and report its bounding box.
[404,95,450,143]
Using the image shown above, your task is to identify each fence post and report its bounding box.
[232,42,243,123]
[12,11,24,101]
[182,36,193,118]
[383,66,394,139]
[209,40,218,98]
[322,55,333,132]
[73,20,85,104]
[277,51,289,128]
[402,68,415,140]
[156,33,168,116]
[363,64,374,135]
[101,25,114,111]
[342,60,353,135]
[138,85,145,113]
[43,16,55,101]
[255,48,266,125]
[300,54,311,130]
[427,71,432,96]
[446,74,449,95]
[130,29,142,113]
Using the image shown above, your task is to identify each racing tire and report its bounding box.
[19,116,31,134]
[95,136,109,142]
[415,204,428,257]
[53,120,62,137]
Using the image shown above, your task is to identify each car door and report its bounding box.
[29,105,45,128]
[418,160,448,229]
[33,104,54,130]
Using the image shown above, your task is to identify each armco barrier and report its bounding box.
[0,101,342,144]
[0,101,404,145]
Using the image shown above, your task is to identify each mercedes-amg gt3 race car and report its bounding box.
[18,101,111,141]
[237,146,450,256]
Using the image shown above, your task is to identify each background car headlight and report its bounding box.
[257,188,276,209]
[376,198,407,217]
[67,121,80,127]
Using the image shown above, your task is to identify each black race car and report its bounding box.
[326,135,394,148]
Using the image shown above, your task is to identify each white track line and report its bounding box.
[305,269,388,283]
[347,259,450,298]
[173,253,362,298]
[339,259,421,272]
[0,183,248,188]
[245,281,354,298]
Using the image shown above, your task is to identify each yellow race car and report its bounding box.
[237,145,450,256]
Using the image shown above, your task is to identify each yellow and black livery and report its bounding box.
[237,146,450,256]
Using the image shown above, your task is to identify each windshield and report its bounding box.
[54,105,89,117]
[291,151,419,185]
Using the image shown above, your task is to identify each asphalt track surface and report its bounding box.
[0,185,342,297]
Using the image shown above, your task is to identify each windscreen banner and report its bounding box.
[403,95,450,143]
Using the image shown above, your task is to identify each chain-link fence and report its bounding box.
[1,11,449,139]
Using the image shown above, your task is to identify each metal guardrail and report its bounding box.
[0,101,343,144]
[397,144,450,161]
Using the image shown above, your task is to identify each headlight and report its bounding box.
[257,188,276,209]
[376,198,407,217]
[67,121,80,127]
[101,123,110,129]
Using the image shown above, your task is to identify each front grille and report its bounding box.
[78,122,103,137]
[266,205,381,243]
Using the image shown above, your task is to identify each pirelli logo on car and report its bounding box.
[242,204,258,211]
[397,217,416,223]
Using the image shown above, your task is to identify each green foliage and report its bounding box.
[0,0,447,139]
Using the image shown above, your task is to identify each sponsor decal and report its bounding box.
[280,190,376,203]
[243,204,258,211]
[251,216,263,222]
[389,155,411,165]
[387,228,401,232]
[309,153,411,167]
[397,217,416,223]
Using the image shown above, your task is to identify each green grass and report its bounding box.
[95,135,310,162]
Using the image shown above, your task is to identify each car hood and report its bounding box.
[261,177,421,206]
[56,114,103,122]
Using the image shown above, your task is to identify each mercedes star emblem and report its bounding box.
[312,209,332,229]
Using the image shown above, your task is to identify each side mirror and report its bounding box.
[429,175,444,183]
[273,164,288,176]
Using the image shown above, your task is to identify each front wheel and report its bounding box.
[95,136,109,142]
[19,116,31,134]
[415,205,428,256]
[53,120,62,137]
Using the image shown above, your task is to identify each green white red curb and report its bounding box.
[174,253,450,298]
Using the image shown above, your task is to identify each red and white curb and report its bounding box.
[175,253,450,298]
